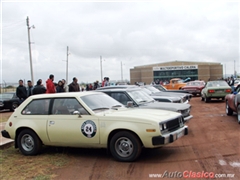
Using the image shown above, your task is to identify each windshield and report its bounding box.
[0,93,14,99]
[80,94,125,112]
[141,88,152,95]
[145,86,159,93]
[207,81,229,87]
[128,90,154,104]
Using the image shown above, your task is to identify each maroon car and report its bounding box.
[225,84,240,124]
[181,80,205,96]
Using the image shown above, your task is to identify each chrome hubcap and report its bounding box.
[115,137,133,157]
[21,134,34,152]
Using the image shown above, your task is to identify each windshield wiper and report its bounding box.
[112,105,122,107]
[139,100,147,103]
[92,107,110,111]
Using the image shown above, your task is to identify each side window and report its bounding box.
[52,98,89,115]
[22,99,50,115]
[111,93,130,106]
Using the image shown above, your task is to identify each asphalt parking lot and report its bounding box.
[1,97,240,180]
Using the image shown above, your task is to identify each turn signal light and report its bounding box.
[208,89,215,93]
[146,129,156,132]
[225,89,231,93]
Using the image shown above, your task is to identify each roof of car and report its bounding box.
[96,87,141,92]
[27,91,104,100]
[97,85,139,90]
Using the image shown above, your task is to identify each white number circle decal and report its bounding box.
[81,120,97,138]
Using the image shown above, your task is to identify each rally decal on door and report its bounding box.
[81,120,97,138]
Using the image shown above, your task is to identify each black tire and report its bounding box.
[17,129,42,155]
[109,131,142,162]
[10,102,19,112]
[204,95,210,103]
[237,105,240,124]
[226,101,233,116]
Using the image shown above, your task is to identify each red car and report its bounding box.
[225,85,240,124]
[181,80,205,96]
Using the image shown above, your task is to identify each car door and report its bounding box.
[47,98,99,145]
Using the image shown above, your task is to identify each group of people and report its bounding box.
[16,75,111,103]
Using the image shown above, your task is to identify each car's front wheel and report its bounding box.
[110,131,142,162]
[226,101,233,116]
[17,129,42,155]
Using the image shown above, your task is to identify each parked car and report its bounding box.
[201,80,231,103]
[143,85,191,103]
[98,85,183,103]
[225,84,240,124]
[0,92,20,112]
[153,84,189,94]
[97,87,193,122]
[162,78,187,90]
[181,80,205,96]
[1,91,188,162]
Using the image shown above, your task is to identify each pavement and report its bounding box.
[0,122,14,148]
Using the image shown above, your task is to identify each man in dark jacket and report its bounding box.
[68,77,80,92]
[32,79,46,95]
[16,79,27,103]
[27,80,33,97]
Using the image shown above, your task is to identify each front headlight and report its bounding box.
[159,123,167,131]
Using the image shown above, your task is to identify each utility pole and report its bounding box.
[234,60,236,78]
[26,16,34,84]
[121,61,123,82]
[225,64,226,79]
[100,56,103,81]
[66,46,69,84]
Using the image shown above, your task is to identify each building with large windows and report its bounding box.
[130,60,223,84]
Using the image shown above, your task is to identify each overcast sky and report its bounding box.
[1,1,239,85]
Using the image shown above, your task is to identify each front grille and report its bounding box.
[173,100,181,103]
[0,101,4,107]
[166,116,183,132]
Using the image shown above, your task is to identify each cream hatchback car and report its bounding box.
[1,91,188,162]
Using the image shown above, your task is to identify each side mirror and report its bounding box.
[73,110,82,117]
[127,101,133,107]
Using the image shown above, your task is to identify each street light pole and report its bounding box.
[26,16,34,84]
[66,46,69,84]
[100,56,103,81]
[121,61,123,82]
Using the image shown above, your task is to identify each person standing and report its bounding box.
[46,74,56,93]
[32,79,46,95]
[104,77,110,86]
[229,76,235,92]
[62,79,68,92]
[56,80,65,93]
[16,79,27,103]
[68,77,80,92]
[27,80,33,97]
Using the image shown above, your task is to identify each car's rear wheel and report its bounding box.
[17,129,42,155]
[204,95,210,103]
[110,131,142,162]
[237,105,240,124]
[10,102,19,112]
[226,101,233,116]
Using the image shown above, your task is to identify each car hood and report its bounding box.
[152,92,185,98]
[0,98,11,101]
[150,95,180,101]
[139,101,190,111]
[98,108,181,123]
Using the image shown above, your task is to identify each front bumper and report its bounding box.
[183,115,193,122]
[1,130,11,139]
[152,126,188,145]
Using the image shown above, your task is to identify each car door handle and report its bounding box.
[49,121,55,125]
